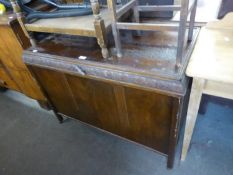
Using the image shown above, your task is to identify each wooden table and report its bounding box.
[181,13,233,161]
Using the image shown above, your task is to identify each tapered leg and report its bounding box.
[133,1,141,36]
[108,0,122,58]
[181,78,205,161]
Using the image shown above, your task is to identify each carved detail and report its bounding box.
[23,51,187,95]
[90,0,110,59]
[90,0,101,20]
[94,20,109,59]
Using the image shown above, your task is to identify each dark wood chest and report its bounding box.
[23,30,197,168]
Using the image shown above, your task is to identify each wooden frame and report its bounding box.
[181,13,233,161]
[9,0,110,59]
[23,47,191,168]
[108,0,198,67]
[181,78,233,161]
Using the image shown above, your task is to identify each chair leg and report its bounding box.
[107,0,122,58]
[112,23,123,58]
[91,0,110,59]
[176,0,189,68]
[29,32,37,48]
[94,19,110,59]
[188,0,198,41]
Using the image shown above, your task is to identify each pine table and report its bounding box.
[181,13,233,161]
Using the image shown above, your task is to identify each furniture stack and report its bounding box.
[7,0,199,168]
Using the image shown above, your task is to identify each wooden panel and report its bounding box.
[0,26,26,70]
[0,67,19,90]
[31,66,176,154]
[66,75,120,132]
[10,20,31,50]
[0,60,4,67]
[9,69,46,100]
[67,74,174,154]
[30,67,79,118]
[123,87,173,153]
[0,15,46,101]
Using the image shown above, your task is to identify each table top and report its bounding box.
[186,13,233,84]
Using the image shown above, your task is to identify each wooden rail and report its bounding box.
[116,22,179,31]
[138,5,182,12]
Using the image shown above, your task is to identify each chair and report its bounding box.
[108,0,198,67]
[9,0,111,58]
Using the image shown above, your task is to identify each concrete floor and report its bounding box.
[0,90,233,175]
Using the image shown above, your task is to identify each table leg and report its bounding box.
[199,95,209,115]
[181,78,205,161]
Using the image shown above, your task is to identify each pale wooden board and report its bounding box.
[203,80,233,100]
[206,13,233,30]
[186,13,233,84]
[25,8,112,37]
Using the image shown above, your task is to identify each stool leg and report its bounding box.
[108,0,122,58]
[176,0,189,68]
[91,0,110,59]
[188,0,198,41]
[133,1,141,36]
[112,23,123,58]
[181,78,205,161]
